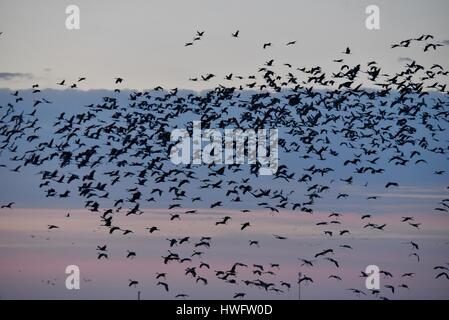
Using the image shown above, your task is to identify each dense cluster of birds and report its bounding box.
[390,34,445,52]
[1,30,449,299]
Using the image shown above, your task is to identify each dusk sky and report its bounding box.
[0,1,449,300]
[0,0,448,90]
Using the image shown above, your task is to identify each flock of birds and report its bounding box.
[1,30,449,299]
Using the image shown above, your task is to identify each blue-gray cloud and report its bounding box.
[0,72,33,80]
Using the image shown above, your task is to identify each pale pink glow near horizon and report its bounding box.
[1,207,448,299]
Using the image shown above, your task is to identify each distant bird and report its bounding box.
[167,238,178,247]
[325,257,339,268]
[109,226,121,234]
[241,222,251,230]
[146,226,160,233]
[210,201,222,208]
[179,236,190,244]
[126,250,136,259]
[347,288,366,296]
[299,259,314,267]
[435,272,449,279]
[409,222,421,229]
[401,273,415,279]
[298,276,313,284]
[315,249,333,258]
[128,279,138,287]
[1,202,14,209]
[385,182,399,188]
[215,216,231,225]
[97,252,108,259]
[249,240,259,247]
[157,281,169,291]
[233,292,245,299]
[410,241,419,250]
[196,277,208,285]
[384,285,395,294]
[273,234,287,240]
[263,42,272,49]
[424,43,442,52]
[232,30,239,38]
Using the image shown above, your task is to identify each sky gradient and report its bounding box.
[1,208,449,299]
[1,0,449,300]
[0,0,448,90]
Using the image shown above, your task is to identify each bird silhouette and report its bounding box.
[1,202,14,208]
[157,281,169,291]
